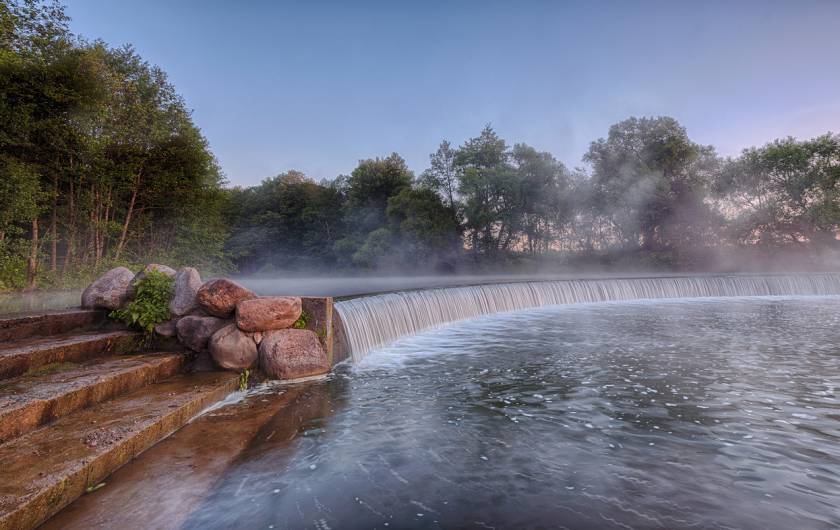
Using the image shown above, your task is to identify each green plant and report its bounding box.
[238,369,250,391]
[292,310,311,329]
[110,270,175,333]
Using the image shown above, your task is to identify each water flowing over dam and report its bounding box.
[334,273,840,361]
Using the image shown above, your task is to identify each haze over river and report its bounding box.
[172,295,840,529]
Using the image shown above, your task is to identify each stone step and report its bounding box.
[0,330,141,381]
[0,309,107,343]
[0,352,186,445]
[0,371,239,530]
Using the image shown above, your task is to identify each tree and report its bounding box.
[420,140,458,211]
[716,134,840,247]
[335,153,413,266]
[584,116,719,251]
[0,1,231,289]
[454,125,518,257]
[386,187,460,268]
[226,171,344,272]
[510,144,573,253]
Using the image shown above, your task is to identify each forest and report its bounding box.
[1,0,839,291]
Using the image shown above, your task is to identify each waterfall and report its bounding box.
[334,273,840,362]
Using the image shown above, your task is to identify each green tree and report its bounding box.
[226,171,344,272]
[420,140,458,211]
[510,144,573,253]
[386,187,461,269]
[336,153,413,266]
[584,116,719,251]
[454,125,519,257]
[716,134,840,247]
[0,1,231,289]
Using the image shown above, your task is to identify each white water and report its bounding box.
[334,273,840,362]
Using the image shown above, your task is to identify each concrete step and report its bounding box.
[0,371,239,530]
[0,353,187,444]
[0,330,141,381]
[0,309,107,343]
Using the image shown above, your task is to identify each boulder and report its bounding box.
[81,267,134,310]
[154,319,178,338]
[176,315,228,352]
[208,323,258,371]
[196,279,257,317]
[236,296,302,332]
[259,329,329,380]
[170,267,202,316]
[126,263,176,299]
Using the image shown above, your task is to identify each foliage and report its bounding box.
[238,369,250,391]
[0,0,230,290]
[715,134,840,247]
[292,310,310,330]
[225,171,344,273]
[109,270,174,333]
[583,116,720,251]
[224,121,838,273]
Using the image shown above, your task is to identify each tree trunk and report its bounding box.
[50,174,58,272]
[115,170,141,261]
[64,177,76,274]
[27,218,39,290]
[93,187,102,267]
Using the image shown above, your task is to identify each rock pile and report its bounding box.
[82,266,330,381]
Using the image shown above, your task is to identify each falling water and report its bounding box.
[334,273,840,361]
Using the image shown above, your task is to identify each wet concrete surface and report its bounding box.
[0,353,185,443]
[43,378,339,529]
[0,371,237,530]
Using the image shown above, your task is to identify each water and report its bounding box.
[335,273,840,360]
[179,296,840,530]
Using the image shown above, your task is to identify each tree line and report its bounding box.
[0,0,228,290]
[2,1,838,291]
[230,120,840,274]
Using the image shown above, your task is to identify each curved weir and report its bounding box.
[334,273,840,361]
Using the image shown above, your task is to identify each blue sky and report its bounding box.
[65,0,840,187]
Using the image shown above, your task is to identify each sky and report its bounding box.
[65,0,840,188]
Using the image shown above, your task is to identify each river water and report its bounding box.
[176,295,840,529]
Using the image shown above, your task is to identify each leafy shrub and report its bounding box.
[292,310,311,329]
[110,270,175,333]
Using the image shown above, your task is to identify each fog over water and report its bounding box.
[3,271,836,315]
[237,271,836,299]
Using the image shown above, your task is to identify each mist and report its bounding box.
[223,121,840,287]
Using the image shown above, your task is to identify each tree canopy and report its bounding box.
[0,0,228,289]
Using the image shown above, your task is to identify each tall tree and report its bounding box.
[420,140,458,211]
[454,125,518,256]
[584,116,719,251]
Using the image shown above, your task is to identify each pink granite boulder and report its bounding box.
[236,296,302,332]
[196,279,256,318]
[176,315,228,352]
[208,323,258,371]
[259,329,329,380]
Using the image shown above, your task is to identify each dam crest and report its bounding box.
[334,273,840,361]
